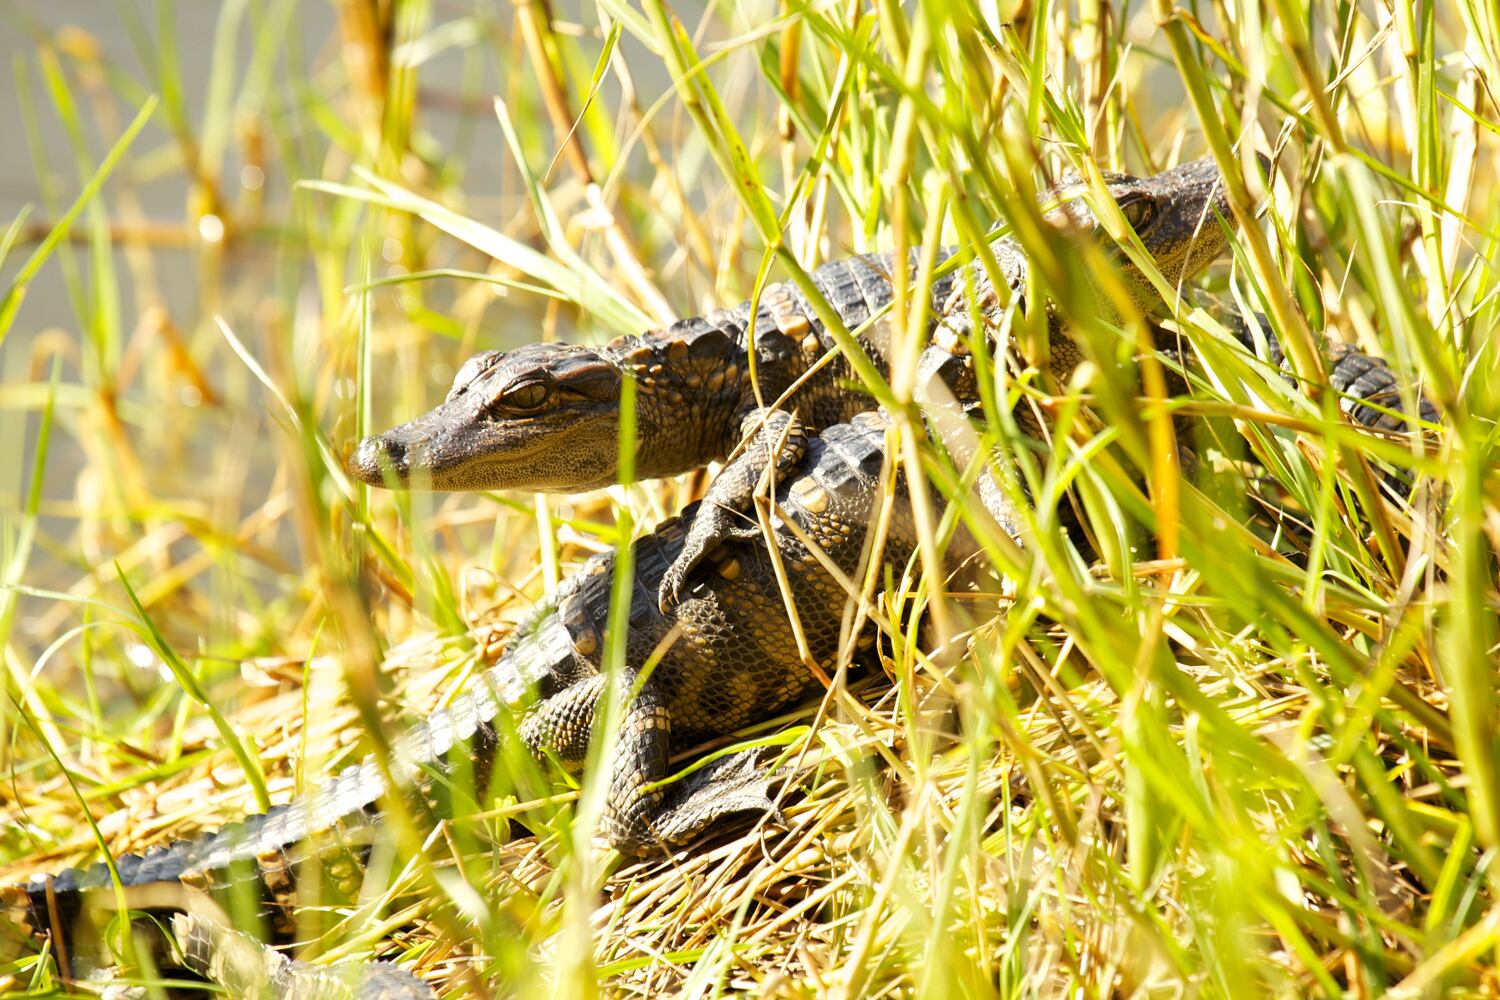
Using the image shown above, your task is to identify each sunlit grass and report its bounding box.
[1,1,1497,997]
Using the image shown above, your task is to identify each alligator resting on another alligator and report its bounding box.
[2,153,1440,997]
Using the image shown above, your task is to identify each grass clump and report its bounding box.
[0,1,1497,997]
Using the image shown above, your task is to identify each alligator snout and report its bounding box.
[350,434,410,487]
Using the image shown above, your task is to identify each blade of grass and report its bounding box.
[113,564,269,812]
[0,95,157,343]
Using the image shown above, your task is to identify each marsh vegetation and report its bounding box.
[0,0,1496,995]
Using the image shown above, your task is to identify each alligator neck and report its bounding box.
[601,311,780,480]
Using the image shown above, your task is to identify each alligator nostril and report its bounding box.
[351,435,408,485]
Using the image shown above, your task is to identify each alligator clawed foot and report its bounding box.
[658,512,761,612]
[637,747,780,852]
[657,563,692,614]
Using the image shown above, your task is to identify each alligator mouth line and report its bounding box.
[356,425,624,491]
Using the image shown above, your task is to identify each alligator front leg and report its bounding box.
[658,407,808,611]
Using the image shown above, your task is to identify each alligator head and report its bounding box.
[1045,154,1264,314]
[350,342,633,492]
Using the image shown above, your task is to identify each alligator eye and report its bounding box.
[1119,195,1157,233]
[492,378,553,414]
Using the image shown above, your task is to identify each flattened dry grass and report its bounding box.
[1,1,1498,997]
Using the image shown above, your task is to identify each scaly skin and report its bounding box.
[7,154,1247,995]
[6,410,951,999]
[4,336,1435,1000]
[349,157,1243,612]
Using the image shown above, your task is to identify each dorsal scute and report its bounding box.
[847,253,898,318]
[685,324,732,363]
[812,419,886,496]
[702,303,752,346]
[804,258,871,346]
[663,314,715,342]
[604,331,643,352]
[848,410,890,435]
[604,333,655,369]
[559,580,604,660]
